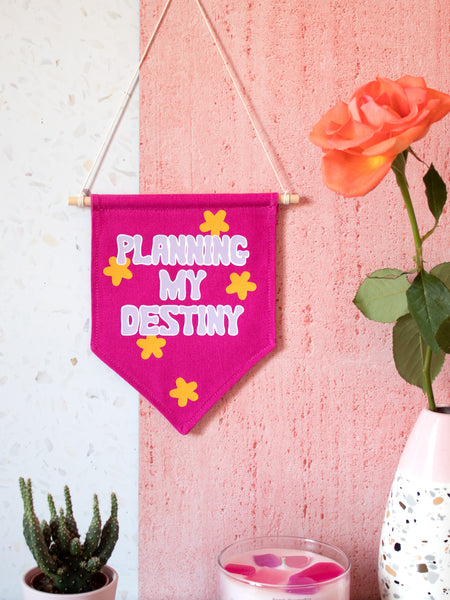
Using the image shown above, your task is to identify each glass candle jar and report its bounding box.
[217,536,350,600]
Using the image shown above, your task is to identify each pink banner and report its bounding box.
[91,194,277,434]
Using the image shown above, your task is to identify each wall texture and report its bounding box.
[138,1,450,599]
[1,1,448,599]
[0,1,139,598]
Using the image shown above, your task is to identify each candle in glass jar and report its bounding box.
[217,537,350,600]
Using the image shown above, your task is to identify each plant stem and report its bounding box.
[391,151,435,409]
[392,152,423,271]
[423,346,436,411]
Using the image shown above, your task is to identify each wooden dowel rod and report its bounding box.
[68,196,91,206]
[68,193,299,206]
[279,193,299,204]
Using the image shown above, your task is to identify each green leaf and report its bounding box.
[406,270,450,353]
[436,316,450,353]
[353,268,410,323]
[393,314,445,389]
[431,262,450,290]
[423,163,447,221]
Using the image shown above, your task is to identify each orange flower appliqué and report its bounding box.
[309,75,450,197]
[136,336,166,359]
[103,257,133,286]
[226,271,257,300]
[169,377,199,408]
[199,209,230,236]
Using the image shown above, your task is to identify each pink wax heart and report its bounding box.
[253,553,282,567]
[299,561,345,582]
[224,563,256,577]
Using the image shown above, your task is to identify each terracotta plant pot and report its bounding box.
[22,566,118,600]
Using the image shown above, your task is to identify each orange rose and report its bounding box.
[309,76,450,197]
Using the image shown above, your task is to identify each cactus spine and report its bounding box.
[20,477,119,594]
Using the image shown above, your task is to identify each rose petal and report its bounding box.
[309,102,351,150]
[321,149,392,197]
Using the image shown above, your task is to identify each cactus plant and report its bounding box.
[20,477,119,594]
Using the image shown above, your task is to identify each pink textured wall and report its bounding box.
[138,1,450,598]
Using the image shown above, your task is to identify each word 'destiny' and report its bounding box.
[121,304,245,337]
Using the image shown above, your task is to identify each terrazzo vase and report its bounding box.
[378,407,450,599]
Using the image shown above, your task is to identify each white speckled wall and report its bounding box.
[0,1,139,598]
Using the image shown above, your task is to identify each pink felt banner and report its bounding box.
[91,193,277,434]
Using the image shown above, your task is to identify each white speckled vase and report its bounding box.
[379,407,450,600]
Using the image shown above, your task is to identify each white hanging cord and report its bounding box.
[74,0,295,206]
[194,0,289,195]
[77,0,174,206]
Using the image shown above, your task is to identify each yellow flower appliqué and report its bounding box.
[136,336,166,359]
[169,377,199,408]
[199,209,230,236]
[226,271,257,300]
[103,257,133,286]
